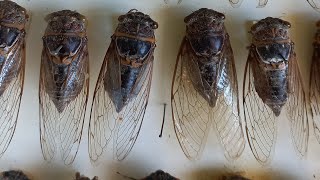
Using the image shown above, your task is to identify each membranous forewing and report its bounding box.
[243,17,308,163]
[39,10,89,165]
[310,21,320,145]
[88,9,157,162]
[0,1,28,158]
[229,0,268,8]
[171,8,245,160]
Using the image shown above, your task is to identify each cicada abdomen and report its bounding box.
[243,17,308,163]
[141,170,179,180]
[310,21,320,145]
[39,10,89,165]
[89,9,157,162]
[171,8,245,160]
[0,0,28,157]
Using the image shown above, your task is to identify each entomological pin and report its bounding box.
[39,10,89,165]
[0,0,28,158]
[243,17,308,163]
[310,20,320,145]
[75,172,98,180]
[0,170,31,180]
[118,170,179,180]
[89,9,158,162]
[171,8,245,160]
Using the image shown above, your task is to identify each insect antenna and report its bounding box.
[159,103,167,138]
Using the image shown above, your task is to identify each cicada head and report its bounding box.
[0,0,28,50]
[142,170,179,180]
[43,10,87,65]
[250,17,292,67]
[184,8,226,57]
[117,9,158,39]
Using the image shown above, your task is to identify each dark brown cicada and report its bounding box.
[88,9,157,162]
[0,170,31,180]
[243,17,308,163]
[0,0,28,157]
[75,172,98,180]
[229,0,268,8]
[171,8,245,160]
[39,10,89,165]
[310,21,320,145]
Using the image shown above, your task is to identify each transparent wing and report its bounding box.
[39,47,89,165]
[0,41,25,157]
[229,0,244,8]
[212,37,245,159]
[310,49,320,143]
[286,52,309,156]
[89,40,153,162]
[171,38,212,160]
[307,0,320,11]
[243,50,276,164]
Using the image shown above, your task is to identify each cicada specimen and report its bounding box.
[0,170,31,180]
[171,8,245,160]
[229,0,268,8]
[0,0,28,157]
[88,9,157,162]
[39,10,89,165]
[75,172,98,180]
[118,170,179,180]
[243,17,308,164]
[310,21,320,145]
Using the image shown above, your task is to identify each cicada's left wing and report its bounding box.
[286,51,309,156]
[212,36,245,159]
[310,46,320,144]
[0,39,25,157]
[39,45,89,165]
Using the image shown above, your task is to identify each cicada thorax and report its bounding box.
[42,10,87,113]
[184,8,227,107]
[0,0,28,96]
[104,9,158,113]
[250,17,292,116]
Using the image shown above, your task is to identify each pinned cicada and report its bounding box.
[171,8,245,160]
[88,9,158,162]
[39,10,89,165]
[229,0,268,8]
[0,0,28,157]
[243,17,308,163]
